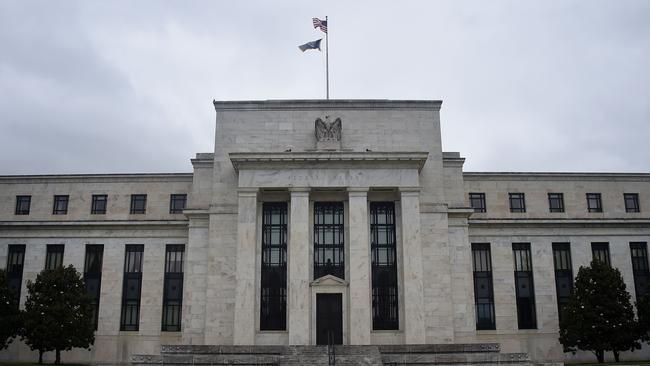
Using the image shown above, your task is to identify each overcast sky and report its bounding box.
[1,0,648,174]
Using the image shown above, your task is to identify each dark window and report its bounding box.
[630,242,649,300]
[52,195,69,215]
[472,243,495,330]
[313,202,345,280]
[6,245,26,308]
[587,193,603,213]
[169,194,187,214]
[371,202,399,330]
[591,242,610,266]
[548,193,565,213]
[509,193,526,213]
[260,203,287,331]
[15,196,31,215]
[91,195,108,214]
[84,245,104,330]
[162,244,184,331]
[625,193,640,213]
[513,243,536,329]
[469,193,486,213]
[120,244,144,331]
[130,194,147,214]
[552,243,573,323]
[45,244,64,270]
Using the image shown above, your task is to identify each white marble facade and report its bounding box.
[0,100,649,364]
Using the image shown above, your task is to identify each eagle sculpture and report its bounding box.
[315,116,342,142]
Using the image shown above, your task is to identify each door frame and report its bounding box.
[310,275,348,345]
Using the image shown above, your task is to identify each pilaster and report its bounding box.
[347,187,372,344]
[400,187,426,344]
[233,188,258,345]
[288,188,311,345]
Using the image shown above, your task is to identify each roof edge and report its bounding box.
[213,99,442,111]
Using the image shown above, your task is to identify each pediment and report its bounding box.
[310,274,349,287]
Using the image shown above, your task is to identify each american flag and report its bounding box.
[313,18,327,33]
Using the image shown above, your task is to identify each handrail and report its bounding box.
[327,330,336,366]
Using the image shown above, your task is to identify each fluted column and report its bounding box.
[348,187,372,344]
[233,188,258,345]
[288,188,311,345]
[400,187,426,344]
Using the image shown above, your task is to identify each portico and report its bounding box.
[230,151,428,345]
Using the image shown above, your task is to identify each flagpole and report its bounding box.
[325,15,329,100]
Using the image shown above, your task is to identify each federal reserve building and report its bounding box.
[1,99,649,365]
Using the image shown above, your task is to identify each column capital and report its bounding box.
[347,187,369,197]
[399,186,421,196]
[237,187,258,197]
[289,187,311,196]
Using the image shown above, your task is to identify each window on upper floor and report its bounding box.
[469,193,486,213]
[169,194,187,214]
[586,193,603,213]
[91,194,108,214]
[15,195,31,215]
[548,193,565,213]
[509,193,526,213]
[591,242,610,266]
[52,195,69,215]
[45,244,64,270]
[130,194,147,214]
[624,193,640,213]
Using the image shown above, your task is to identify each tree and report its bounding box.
[22,265,95,364]
[559,260,641,363]
[636,291,650,343]
[0,269,21,350]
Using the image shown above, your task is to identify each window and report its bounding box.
[130,194,147,214]
[313,202,345,280]
[509,193,526,213]
[120,245,144,331]
[162,245,185,331]
[52,195,69,215]
[548,193,565,213]
[472,243,495,330]
[513,243,536,329]
[552,243,573,323]
[371,202,399,330]
[587,193,602,212]
[91,195,108,214]
[45,244,64,270]
[469,193,486,213]
[15,196,31,215]
[84,245,104,330]
[6,245,26,307]
[260,203,287,331]
[169,194,187,214]
[625,193,640,213]
[591,242,610,266]
[630,242,649,300]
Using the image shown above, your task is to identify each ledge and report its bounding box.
[464,172,650,182]
[213,99,442,111]
[469,218,650,228]
[0,220,189,228]
[229,151,429,172]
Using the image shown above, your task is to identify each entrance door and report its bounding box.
[316,293,343,345]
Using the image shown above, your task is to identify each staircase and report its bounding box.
[131,343,532,366]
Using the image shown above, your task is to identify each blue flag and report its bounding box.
[298,39,322,52]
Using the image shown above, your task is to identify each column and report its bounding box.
[233,188,258,345]
[348,188,372,344]
[400,187,426,344]
[288,188,311,345]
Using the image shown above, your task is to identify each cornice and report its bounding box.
[229,151,429,172]
[469,218,650,228]
[464,172,650,182]
[0,173,193,184]
[0,220,189,229]
[213,99,442,111]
